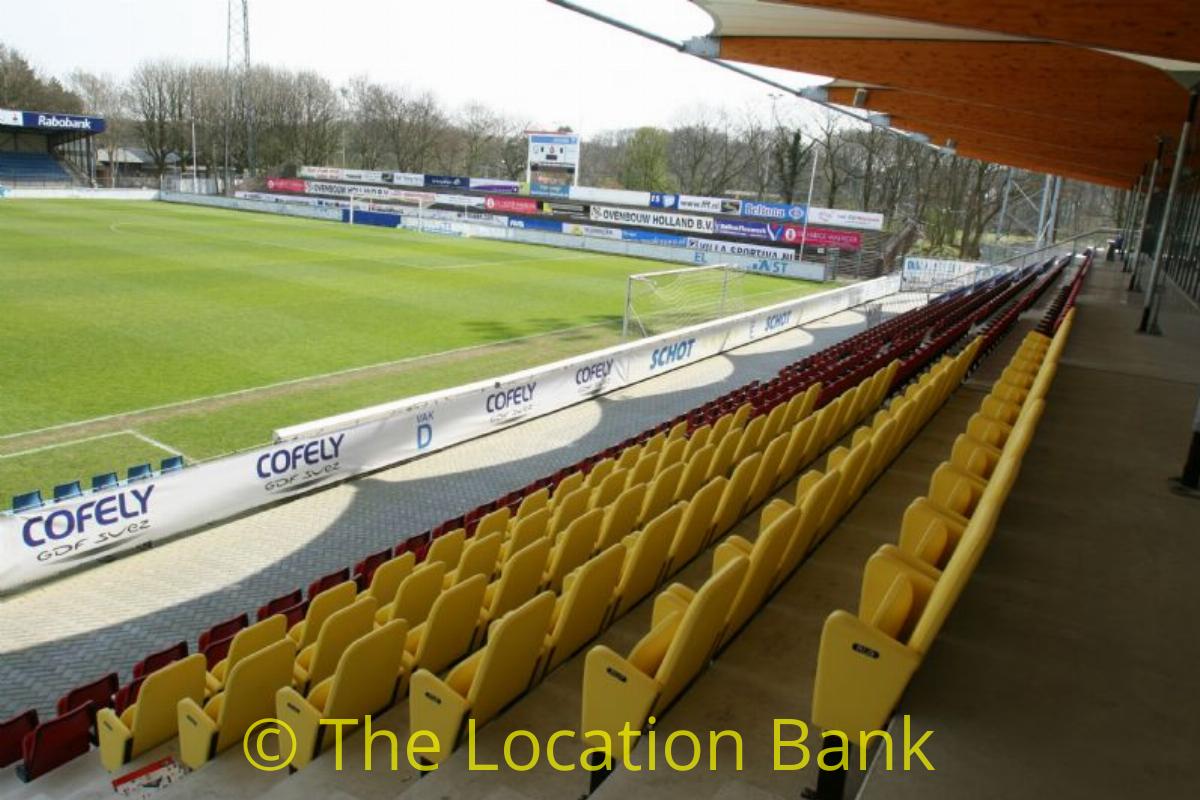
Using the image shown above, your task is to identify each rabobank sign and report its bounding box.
[650,338,696,370]
[740,200,806,223]
[20,111,106,133]
[21,485,154,549]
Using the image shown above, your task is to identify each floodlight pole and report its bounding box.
[801,147,820,262]
[1034,174,1053,248]
[1129,139,1164,291]
[994,167,1012,242]
[1140,91,1197,335]
[191,119,199,194]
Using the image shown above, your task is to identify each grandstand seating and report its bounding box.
[0,151,71,185]
[0,252,1089,785]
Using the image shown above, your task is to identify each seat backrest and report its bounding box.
[552,471,585,502]
[675,443,715,502]
[626,452,659,489]
[781,470,841,575]
[682,425,712,459]
[363,552,416,606]
[928,462,982,518]
[223,615,287,680]
[303,597,377,691]
[487,537,552,621]
[467,592,557,723]
[426,528,466,571]
[749,432,789,505]
[198,613,249,651]
[507,508,550,555]
[656,438,687,473]
[474,506,511,540]
[712,452,762,537]
[708,427,744,480]
[258,588,303,621]
[322,620,409,719]
[584,457,616,488]
[1,709,39,769]
[654,556,749,708]
[641,462,684,524]
[215,638,296,752]
[546,544,626,672]
[590,467,629,510]
[711,412,734,442]
[781,415,818,481]
[733,415,766,462]
[414,574,488,674]
[548,485,591,536]
[545,508,603,592]
[725,506,794,636]
[595,484,645,552]
[132,640,188,679]
[56,672,118,718]
[451,531,502,585]
[761,402,788,445]
[388,561,446,628]
[127,653,206,757]
[867,574,916,641]
[616,442,642,470]
[307,567,351,600]
[613,504,681,618]
[295,580,356,649]
[642,431,667,455]
[20,705,90,780]
[668,477,725,572]
[515,487,551,520]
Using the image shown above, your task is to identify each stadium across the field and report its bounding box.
[0,200,832,502]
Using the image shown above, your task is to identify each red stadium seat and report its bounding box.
[0,709,38,768]
[278,600,310,629]
[197,612,248,651]
[112,677,145,716]
[353,547,393,586]
[202,633,236,669]
[257,588,303,621]
[55,672,117,743]
[131,640,188,679]
[16,704,92,782]
[306,567,350,599]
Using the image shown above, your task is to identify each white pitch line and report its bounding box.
[128,430,189,460]
[0,321,614,442]
[0,430,132,460]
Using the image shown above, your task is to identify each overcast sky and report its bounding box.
[3,0,828,134]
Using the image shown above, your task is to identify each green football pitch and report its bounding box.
[0,200,830,503]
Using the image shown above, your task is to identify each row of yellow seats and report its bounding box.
[810,312,1074,740]
[576,343,980,762]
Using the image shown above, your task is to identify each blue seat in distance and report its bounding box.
[92,473,119,492]
[12,491,43,513]
[53,482,84,503]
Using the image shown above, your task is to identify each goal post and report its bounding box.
[622,263,739,340]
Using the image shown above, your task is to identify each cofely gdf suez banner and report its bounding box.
[0,275,901,592]
[590,205,715,234]
[714,218,863,251]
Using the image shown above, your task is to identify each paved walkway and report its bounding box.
[0,292,923,719]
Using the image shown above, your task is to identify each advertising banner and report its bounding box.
[0,108,23,126]
[528,133,581,168]
[485,195,540,215]
[433,193,486,208]
[298,165,424,187]
[425,174,470,188]
[902,257,1001,289]
[620,229,688,246]
[714,218,862,251]
[678,195,739,214]
[685,237,796,261]
[562,223,621,240]
[305,180,430,204]
[649,193,678,209]
[507,216,563,233]
[591,205,715,234]
[469,178,520,193]
[739,199,808,223]
[807,206,885,231]
[265,177,307,194]
[8,110,107,133]
[569,186,651,207]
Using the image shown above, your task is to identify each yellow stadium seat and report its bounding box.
[551,470,585,505]
[473,506,511,541]
[589,467,629,511]
[625,452,660,490]
[514,487,550,522]
[667,419,689,442]
[581,555,749,762]
[543,508,602,592]
[376,561,445,628]
[616,442,642,470]
[409,592,556,765]
[710,412,734,443]
[276,619,408,770]
[656,437,687,474]
[540,543,626,675]
[293,596,377,693]
[479,537,552,639]
[707,426,743,480]
[674,443,715,502]
[747,432,788,509]
[548,484,591,537]
[584,457,616,489]
[608,504,680,622]
[594,483,646,552]
[950,433,1002,480]
[205,614,286,695]
[784,382,821,428]
[710,452,761,540]
[98,653,206,771]
[642,431,667,456]
[733,415,766,463]
[760,403,789,446]
[425,528,465,572]
[711,502,794,646]
[927,462,988,519]
[665,477,725,575]
[776,470,841,585]
[288,580,356,650]
[404,574,488,677]
[779,415,818,485]
[178,638,296,768]
[503,507,549,561]
[640,462,683,524]
[682,424,712,459]
[731,402,754,430]
[357,552,416,607]
[443,531,501,588]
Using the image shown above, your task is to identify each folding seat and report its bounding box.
[288,580,356,650]
[927,462,988,519]
[425,528,466,571]
[502,507,549,561]
[358,552,416,607]
[666,478,725,574]
[394,530,432,559]
[479,538,551,640]
[132,640,188,679]
[15,705,91,782]
[733,415,766,463]
[293,596,377,693]
[403,574,488,678]
[682,424,712,459]
[98,653,206,770]
[540,543,626,675]
[550,470,585,506]
[514,487,551,522]
[654,437,687,475]
[640,462,683,525]
[760,402,789,447]
[712,505,795,648]
[776,470,842,585]
[55,672,118,743]
[112,678,145,715]
[202,635,234,671]
[710,412,734,444]
[1000,364,1036,389]
[667,419,689,442]
[197,613,249,651]
[594,483,646,553]
[747,433,789,511]
[608,504,681,622]
[178,638,296,768]
[473,506,511,540]
[1,709,39,768]
[588,467,629,511]
[544,508,603,592]
[376,561,446,628]
[410,592,556,765]
[624,452,659,490]
[641,431,667,456]
[443,531,502,588]
[306,567,351,601]
[582,556,749,763]
[583,457,616,489]
[53,481,83,503]
[276,620,409,770]
[674,443,715,503]
[731,402,754,429]
[548,484,591,537]
[126,463,153,482]
[615,443,642,470]
[353,547,394,588]
[710,453,762,542]
[206,614,287,695]
[706,426,743,481]
[950,433,1002,480]
[980,395,1022,425]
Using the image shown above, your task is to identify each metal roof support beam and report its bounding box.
[1140,91,1199,334]
[1120,173,1144,273]
[1129,140,1164,291]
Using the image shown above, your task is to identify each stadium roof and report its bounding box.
[682,0,1200,188]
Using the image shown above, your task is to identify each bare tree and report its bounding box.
[127,61,190,175]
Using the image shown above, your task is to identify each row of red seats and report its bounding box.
[1037,250,1093,336]
[0,259,1059,782]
